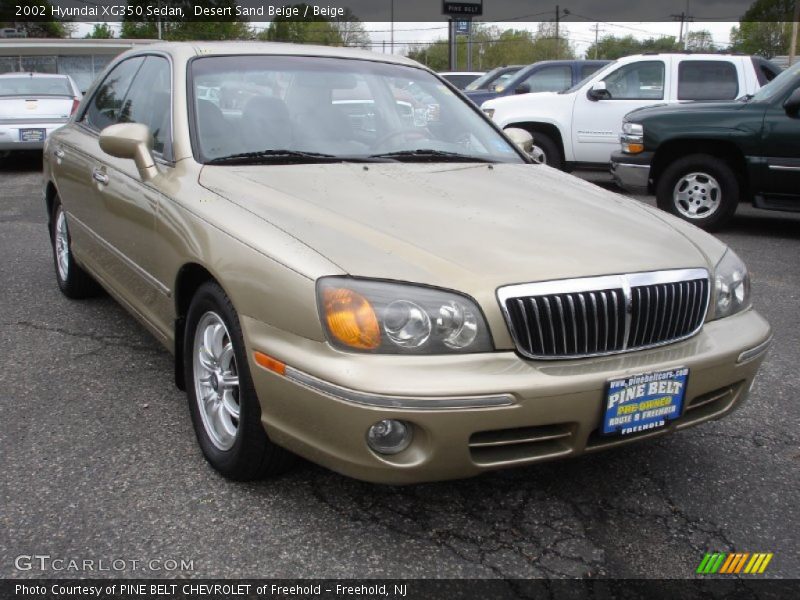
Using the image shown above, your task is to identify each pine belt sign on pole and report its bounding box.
[444,1,482,71]
[442,1,484,17]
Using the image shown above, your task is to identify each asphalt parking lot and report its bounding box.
[1,153,798,580]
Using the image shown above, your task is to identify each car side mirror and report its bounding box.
[99,123,157,180]
[504,127,534,156]
[515,83,531,95]
[783,88,800,117]
[587,81,611,101]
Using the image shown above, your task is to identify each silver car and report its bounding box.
[0,72,81,155]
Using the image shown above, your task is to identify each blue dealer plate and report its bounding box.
[19,129,46,143]
[602,367,689,436]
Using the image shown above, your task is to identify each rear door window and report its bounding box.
[82,57,144,131]
[522,65,573,93]
[678,61,739,100]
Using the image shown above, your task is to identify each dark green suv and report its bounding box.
[611,61,800,230]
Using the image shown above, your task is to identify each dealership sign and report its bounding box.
[442,1,483,17]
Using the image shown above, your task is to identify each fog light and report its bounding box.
[366,419,412,455]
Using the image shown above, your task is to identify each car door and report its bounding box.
[52,56,144,281]
[91,55,176,336]
[759,78,800,205]
[571,58,670,164]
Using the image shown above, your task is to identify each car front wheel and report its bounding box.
[184,281,295,480]
[50,200,100,298]
[656,154,739,230]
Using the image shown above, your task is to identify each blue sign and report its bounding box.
[602,367,689,436]
[455,20,471,35]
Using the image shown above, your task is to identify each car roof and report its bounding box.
[440,71,484,75]
[0,72,71,79]
[127,41,425,68]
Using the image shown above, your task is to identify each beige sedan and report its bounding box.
[43,43,771,484]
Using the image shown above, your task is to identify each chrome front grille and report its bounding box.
[498,269,710,359]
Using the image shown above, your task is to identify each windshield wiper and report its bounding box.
[738,93,754,103]
[368,149,495,163]
[206,149,352,165]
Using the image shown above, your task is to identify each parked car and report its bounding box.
[438,71,484,89]
[465,60,610,107]
[464,65,524,92]
[482,54,781,169]
[0,72,81,156]
[612,60,800,230]
[43,42,770,484]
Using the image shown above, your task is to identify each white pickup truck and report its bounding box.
[482,53,781,170]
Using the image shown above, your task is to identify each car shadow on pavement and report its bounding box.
[725,211,800,240]
[0,151,43,172]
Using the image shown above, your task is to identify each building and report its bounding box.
[0,38,156,93]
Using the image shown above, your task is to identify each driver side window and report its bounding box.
[602,61,665,100]
[83,57,144,131]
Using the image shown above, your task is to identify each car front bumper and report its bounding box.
[0,121,67,151]
[242,308,771,484]
[611,151,653,193]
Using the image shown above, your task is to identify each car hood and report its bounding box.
[200,163,719,293]
[626,99,747,121]
[483,90,561,111]
[464,90,500,106]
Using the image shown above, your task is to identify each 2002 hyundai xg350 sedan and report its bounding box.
[43,43,771,484]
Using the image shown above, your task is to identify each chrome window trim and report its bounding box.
[497,268,710,360]
[283,367,515,410]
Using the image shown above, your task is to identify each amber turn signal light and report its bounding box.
[623,142,644,154]
[254,351,286,375]
[322,287,381,350]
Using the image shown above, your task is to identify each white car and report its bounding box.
[0,72,82,155]
[482,54,781,169]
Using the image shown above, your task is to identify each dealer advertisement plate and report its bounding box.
[602,367,689,436]
[19,129,46,143]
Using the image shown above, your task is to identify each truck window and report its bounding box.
[521,65,572,93]
[678,61,739,101]
[602,61,665,100]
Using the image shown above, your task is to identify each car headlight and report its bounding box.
[483,107,495,119]
[620,121,644,154]
[317,277,493,354]
[712,249,751,319]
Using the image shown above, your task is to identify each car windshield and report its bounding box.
[465,66,522,91]
[0,76,72,97]
[190,55,523,165]
[749,60,800,103]
[559,61,618,94]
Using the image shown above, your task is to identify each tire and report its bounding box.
[50,200,101,299]
[184,281,296,480]
[656,154,739,231]
[529,132,563,170]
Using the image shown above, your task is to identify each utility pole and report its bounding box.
[790,0,799,66]
[555,5,560,59]
[390,0,394,55]
[591,23,603,59]
[671,1,693,50]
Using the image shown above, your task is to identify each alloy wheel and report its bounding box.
[673,172,721,220]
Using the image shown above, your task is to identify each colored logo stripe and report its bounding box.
[697,553,773,574]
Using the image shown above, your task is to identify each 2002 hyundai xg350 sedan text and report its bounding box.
[43,43,771,484]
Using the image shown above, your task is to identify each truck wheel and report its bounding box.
[656,154,739,231]
[528,132,563,170]
[184,281,296,480]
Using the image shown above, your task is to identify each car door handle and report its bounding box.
[92,169,109,185]
[54,148,65,159]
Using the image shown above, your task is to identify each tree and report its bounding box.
[585,34,680,60]
[1,0,69,37]
[331,8,371,49]
[260,4,343,45]
[406,23,575,71]
[85,23,115,39]
[685,30,717,52]
[121,0,250,41]
[729,0,795,58]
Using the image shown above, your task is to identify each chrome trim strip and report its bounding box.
[737,336,772,364]
[68,212,171,297]
[768,165,800,171]
[283,366,515,410]
[497,268,710,360]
